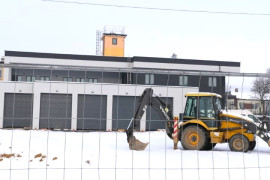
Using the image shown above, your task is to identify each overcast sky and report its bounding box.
[0,0,270,97]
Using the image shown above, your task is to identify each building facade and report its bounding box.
[2,51,240,95]
[226,97,270,115]
[0,50,241,131]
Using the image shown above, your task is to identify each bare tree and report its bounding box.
[251,68,270,114]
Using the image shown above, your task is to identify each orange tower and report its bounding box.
[102,33,127,57]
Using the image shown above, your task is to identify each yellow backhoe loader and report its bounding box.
[126,88,270,152]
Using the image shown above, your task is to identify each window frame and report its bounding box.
[145,74,154,85]
[208,77,217,87]
[89,78,98,83]
[26,76,35,82]
[179,75,188,86]
[112,38,117,45]
[198,96,216,119]
[17,75,22,82]
[63,77,73,82]
[76,78,85,82]
[40,76,50,81]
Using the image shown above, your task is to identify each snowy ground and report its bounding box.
[1,129,270,180]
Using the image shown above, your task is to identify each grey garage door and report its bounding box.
[77,95,107,130]
[146,97,173,131]
[112,96,139,130]
[4,93,33,128]
[39,94,72,129]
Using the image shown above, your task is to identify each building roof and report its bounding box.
[4,51,240,67]
[133,56,240,67]
[5,51,128,62]
[103,33,127,37]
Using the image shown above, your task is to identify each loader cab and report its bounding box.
[183,93,222,128]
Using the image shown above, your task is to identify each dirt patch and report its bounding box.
[33,153,47,162]
[0,152,59,163]
[34,153,42,158]
[0,153,22,161]
[17,154,22,158]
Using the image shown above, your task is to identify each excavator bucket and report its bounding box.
[128,136,149,151]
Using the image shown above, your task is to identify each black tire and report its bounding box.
[249,141,256,151]
[229,134,250,152]
[204,143,217,150]
[181,125,210,150]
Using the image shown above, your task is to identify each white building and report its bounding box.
[0,50,240,131]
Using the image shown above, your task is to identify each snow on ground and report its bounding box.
[1,129,270,180]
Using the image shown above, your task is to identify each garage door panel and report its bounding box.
[146,97,173,131]
[39,118,71,129]
[39,94,72,129]
[4,93,33,128]
[112,96,139,130]
[77,95,107,130]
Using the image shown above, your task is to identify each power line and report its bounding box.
[42,0,270,16]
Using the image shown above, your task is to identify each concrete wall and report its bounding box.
[0,81,198,130]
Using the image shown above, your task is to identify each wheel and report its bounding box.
[181,125,210,150]
[229,134,250,152]
[249,141,256,151]
[204,143,217,150]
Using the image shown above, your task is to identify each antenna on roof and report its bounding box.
[171,53,177,59]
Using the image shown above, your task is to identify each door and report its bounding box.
[77,94,107,130]
[4,93,33,128]
[112,96,139,130]
[39,93,72,129]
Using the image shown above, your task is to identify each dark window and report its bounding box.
[179,76,188,86]
[89,78,98,83]
[26,76,35,82]
[40,76,50,81]
[184,96,197,118]
[63,77,72,82]
[112,38,117,45]
[198,97,215,119]
[239,102,244,109]
[76,78,85,82]
[208,77,217,87]
[145,74,154,84]
[17,75,22,81]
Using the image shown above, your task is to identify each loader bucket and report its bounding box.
[128,136,149,151]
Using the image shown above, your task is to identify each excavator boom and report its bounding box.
[126,88,174,150]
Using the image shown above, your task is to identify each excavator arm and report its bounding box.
[126,88,174,150]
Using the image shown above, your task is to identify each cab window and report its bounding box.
[199,97,215,119]
[248,114,260,123]
[184,97,197,118]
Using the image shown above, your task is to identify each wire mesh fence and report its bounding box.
[0,64,270,180]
